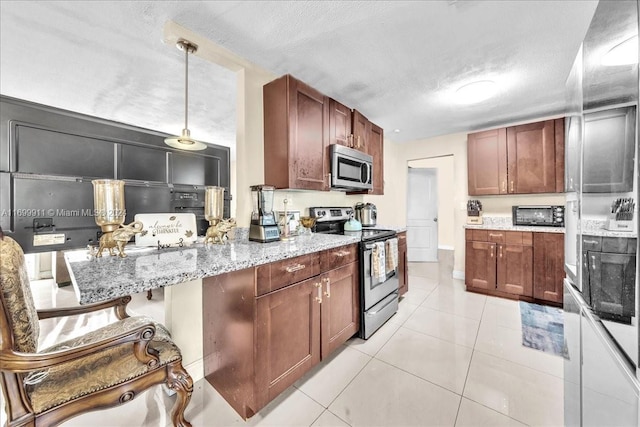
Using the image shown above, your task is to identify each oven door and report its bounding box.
[363,243,399,310]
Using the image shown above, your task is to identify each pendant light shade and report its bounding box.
[165,39,207,151]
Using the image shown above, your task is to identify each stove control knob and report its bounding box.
[346,209,353,216]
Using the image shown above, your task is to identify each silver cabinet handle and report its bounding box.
[583,240,600,245]
[499,245,503,258]
[335,250,350,257]
[502,181,506,192]
[489,233,503,238]
[591,255,596,271]
[285,263,305,273]
[323,277,331,298]
[314,282,322,304]
[510,181,514,192]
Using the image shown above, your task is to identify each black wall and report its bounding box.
[0,96,231,253]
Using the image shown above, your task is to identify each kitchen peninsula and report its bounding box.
[64,231,363,418]
[65,232,360,304]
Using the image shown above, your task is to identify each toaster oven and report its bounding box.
[512,205,565,227]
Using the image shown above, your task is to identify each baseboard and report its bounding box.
[438,245,454,251]
[452,270,465,280]
[185,358,204,382]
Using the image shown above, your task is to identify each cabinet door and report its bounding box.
[533,233,565,303]
[467,128,507,195]
[582,106,635,193]
[256,276,321,407]
[368,123,384,195]
[329,98,352,147]
[497,243,533,296]
[289,78,330,190]
[398,233,408,296]
[320,262,360,358]
[352,109,370,151]
[589,252,636,320]
[264,75,329,191]
[465,241,496,290]
[506,120,557,194]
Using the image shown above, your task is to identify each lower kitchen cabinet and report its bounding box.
[203,245,359,419]
[397,231,408,296]
[321,261,359,358]
[465,229,563,305]
[533,232,565,303]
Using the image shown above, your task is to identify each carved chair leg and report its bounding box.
[166,362,193,427]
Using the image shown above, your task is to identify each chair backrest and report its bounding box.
[0,236,40,353]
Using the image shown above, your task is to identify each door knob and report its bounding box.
[433,218,438,222]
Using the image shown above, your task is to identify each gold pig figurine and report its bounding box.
[97,221,144,257]
[205,218,236,244]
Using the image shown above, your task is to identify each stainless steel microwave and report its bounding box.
[330,144,373,191]
[512,205,565,227]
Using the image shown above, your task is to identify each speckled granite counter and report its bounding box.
[581,219,637,238]
[65,232,361,305]
[463,216,565,233]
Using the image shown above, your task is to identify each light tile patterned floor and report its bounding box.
[2,262,565,426]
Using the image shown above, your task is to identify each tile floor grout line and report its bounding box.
[460,392,533,427]
[373,355,464,399]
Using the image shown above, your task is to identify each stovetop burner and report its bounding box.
[309,207,395,241]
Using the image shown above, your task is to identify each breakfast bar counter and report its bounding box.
[64,231,360,305]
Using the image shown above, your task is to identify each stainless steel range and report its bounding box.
[310,207,399,339]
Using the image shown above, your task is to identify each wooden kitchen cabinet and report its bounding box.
[320,261,360,358]
[203,244,359,419]
[264,74,330,191]
[533,232,565,303]
[256,275,321,407]
[329,98,352,148]
[352,109,370,151]
[465,229,533,298]
[264,75,385,194]
[467,118,564,196]
[398,231,408,296]
[466,228,565,305]
[507,119,564,194]
[368,122,384,195]
[467,128,507,195]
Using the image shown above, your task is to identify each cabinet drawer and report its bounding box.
[256,254,321,296]
[506,231,533,246]
[487,231,506,244]
[320,244,358,272]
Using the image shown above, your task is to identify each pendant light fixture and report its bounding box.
[164,39,207,151]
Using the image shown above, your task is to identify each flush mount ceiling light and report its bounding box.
[454,80,497,105]
[164,39,207,151]
[602,35,638,66]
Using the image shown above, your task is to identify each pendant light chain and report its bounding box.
[184,44,189,131]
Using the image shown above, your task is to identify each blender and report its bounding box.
[249,185,280,242]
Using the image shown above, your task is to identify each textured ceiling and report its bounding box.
[0,1,599,150]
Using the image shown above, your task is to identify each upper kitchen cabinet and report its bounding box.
[467,118,564,195]
[351,109,370,151]
[507,119,564,194]
[264,74,330,191]
[467,128,507,195]
[329,98,352,147]
[368,123,384,195]
[582,106,636,193]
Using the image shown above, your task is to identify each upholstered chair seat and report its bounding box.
[0,235,193,427]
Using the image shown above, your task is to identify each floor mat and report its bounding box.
[519,301,568,358]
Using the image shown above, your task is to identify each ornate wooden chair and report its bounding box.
[0,235,193,426]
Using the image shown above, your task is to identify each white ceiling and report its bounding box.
[0,1,599,151]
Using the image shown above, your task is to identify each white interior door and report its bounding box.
[406,167,438,262]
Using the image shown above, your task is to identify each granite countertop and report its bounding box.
[65,231,361,305]
[463,216,565,234]
[369,225,407,233]
[581,219,637,238]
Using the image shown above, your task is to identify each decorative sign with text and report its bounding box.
[134,213,198,248]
